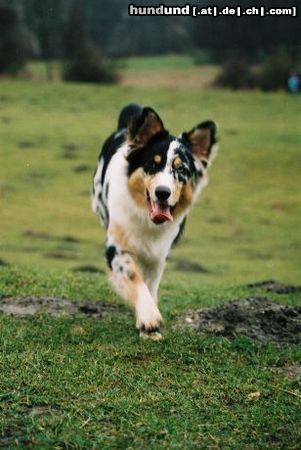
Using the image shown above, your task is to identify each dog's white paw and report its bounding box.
[135,286,163,336]
[135,305,163,333]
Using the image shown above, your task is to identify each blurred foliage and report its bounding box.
[214,59,254,90]
[215,49,298,91]
[0,0,300,84]
[61,1,118,83]
[0,0,38,73]
[257,50,295,91]
[18,0,301,61]
[62,43,118,83]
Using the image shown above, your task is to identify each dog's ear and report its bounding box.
[127,107,165,147]
[182,120,218,166]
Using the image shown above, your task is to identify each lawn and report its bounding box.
[0,73,300,448]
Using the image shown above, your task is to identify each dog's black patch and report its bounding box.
[97,191,109,225]
[174,144,200,183]
[117,103,142,130]
[127,132,172,176]
[95,104,143,189]
[98,132,125,184]
[105,245,117,269]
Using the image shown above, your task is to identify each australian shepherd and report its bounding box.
[92,104,218,340]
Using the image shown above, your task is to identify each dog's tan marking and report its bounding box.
[128,168,146,208]
[168,178,182,208]
[174,180,194,218]
[173,157,183,169]
[144,174,158,198]
[154,154,161,164]
[109,223,131,252]
[108,223,144,306]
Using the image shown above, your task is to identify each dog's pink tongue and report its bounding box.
[150,202,173,222]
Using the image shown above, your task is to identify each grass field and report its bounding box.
[0,66,301,448]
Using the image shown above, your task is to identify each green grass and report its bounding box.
[1,266,301,449]
[0,74,301,448]
[1,80,300,284]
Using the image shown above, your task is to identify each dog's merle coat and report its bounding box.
[92,104,217,339]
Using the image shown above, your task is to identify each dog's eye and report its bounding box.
[173,157,183,171]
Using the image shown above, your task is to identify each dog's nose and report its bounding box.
[155,186,171,202]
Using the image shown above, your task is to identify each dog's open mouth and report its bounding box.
[146,191,174,224]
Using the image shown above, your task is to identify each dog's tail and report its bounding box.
[117,103,143,131]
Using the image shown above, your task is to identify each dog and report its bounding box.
[92,104,218,340]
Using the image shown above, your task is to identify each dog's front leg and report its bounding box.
[106,243,163,340]
[144,260,166,304]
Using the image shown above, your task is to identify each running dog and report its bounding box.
[92,104,218,340]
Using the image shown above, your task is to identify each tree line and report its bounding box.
[0,0,300,76]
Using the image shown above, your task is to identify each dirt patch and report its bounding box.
[248,280,301,294]
[72,265,105,274]
[0,429,25,448]
[172,258,210,273]
[73,164,93,173]
[0,296,117,318]
[183,297,301,344]
[61,143,81,159]
[18,140,35,148]
[44,251,77,260]
[62,143,80,152]
[23,230,81,243]
[271,365,301,381]
[120,66,219,89]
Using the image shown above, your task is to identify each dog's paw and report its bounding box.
[136,293,163,328]
[139,328,163,341]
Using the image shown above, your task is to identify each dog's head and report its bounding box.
[126,107,217,225]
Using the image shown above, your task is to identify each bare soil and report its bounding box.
[248,280,301,294]
[0,296,118,318]
[120,67,219,89]
[184,297,301,344]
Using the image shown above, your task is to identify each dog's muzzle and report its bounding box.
[147,187,174,224]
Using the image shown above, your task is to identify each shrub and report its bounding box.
[256,51,293,91]
[62,43,118,84]
[214,59,253,90]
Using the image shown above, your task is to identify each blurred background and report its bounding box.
[1,0,301,88]
[0,0,300,286]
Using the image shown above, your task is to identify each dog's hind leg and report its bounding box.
[105,242,163,340]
